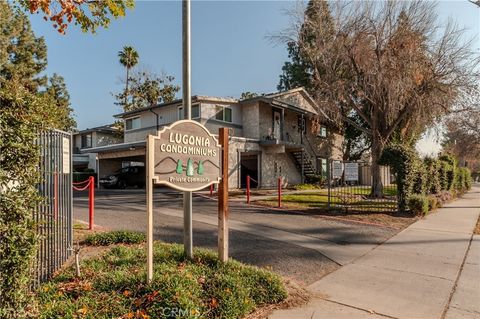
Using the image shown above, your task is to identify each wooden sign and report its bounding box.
[148,120,221,191]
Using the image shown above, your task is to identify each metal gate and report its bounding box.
[327,160,397,212]
[33,130,73,287]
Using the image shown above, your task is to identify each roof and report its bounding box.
[113,87,330,121]
[114,95,238,118]
[80,140,146,154]
[240,87,330,119]
[73,124,120,135]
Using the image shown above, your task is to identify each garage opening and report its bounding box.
[240,153,258,188]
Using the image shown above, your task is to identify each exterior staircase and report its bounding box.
[289,149,317,181]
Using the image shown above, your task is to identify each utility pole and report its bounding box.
[182,0,193,259]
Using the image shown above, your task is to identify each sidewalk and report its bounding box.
[269,186,480,319]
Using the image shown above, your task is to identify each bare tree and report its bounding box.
[443,87,480,167]
[277,0,479,197]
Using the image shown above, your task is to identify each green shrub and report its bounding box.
[438,160,450,191]
[380,144,424,212]
[37,243,287,319]
[427,195,438,211]
[456,167,466,192]
[424,158,441,194]
[465,168,473,190]
[438,154,457,190]
[83,230,146,246]
[1,83,66,317]
[408,194,429,216]
[412,160,427,195]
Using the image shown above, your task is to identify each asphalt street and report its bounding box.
[73,188,399,285]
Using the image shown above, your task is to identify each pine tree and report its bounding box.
[0,1,47,92]
[278,0,335,92]
[186,159,194,177]
[176,159,183,174]
[197,161,204,175]
[44,74,77,131]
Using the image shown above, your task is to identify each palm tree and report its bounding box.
[118,46,139,107]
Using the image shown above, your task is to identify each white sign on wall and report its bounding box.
[332,161,343,178]
[62,137,70,174]
[344,162,359,181]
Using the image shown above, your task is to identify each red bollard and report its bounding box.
[88,176,95,230]
[246,175,251,204]
[210,184,214,196]
[278,177,282,208]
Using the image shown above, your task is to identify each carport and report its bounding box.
[81,141,146,186]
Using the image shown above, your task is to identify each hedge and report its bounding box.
[381,145,472,214]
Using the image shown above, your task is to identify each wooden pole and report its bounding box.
[146,135,154,283]
[246,175,250,204]
[218,128,229,262]
[278,176,282,208]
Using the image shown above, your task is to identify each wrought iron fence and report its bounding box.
[327,160,398,212]
[33,130,73,287]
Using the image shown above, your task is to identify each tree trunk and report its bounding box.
[124,67,130,109]
[370,132,384,198]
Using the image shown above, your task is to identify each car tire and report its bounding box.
[118,180,127,189]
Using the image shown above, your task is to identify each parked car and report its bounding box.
[99,166,145,189]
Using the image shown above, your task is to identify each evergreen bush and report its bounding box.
[424,158,441,194]
[0,84,62,318]
[380,144,423,212]
[438,154,457,191]
[408,194,429,216]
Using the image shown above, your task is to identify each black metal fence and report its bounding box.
[327,160,398,212]
[33,130,73,287]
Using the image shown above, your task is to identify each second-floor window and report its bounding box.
[178,105,200,120]
[318,126,327,138]
[215,105,232,123]
[125,117,141,131]
[81,133,92,148]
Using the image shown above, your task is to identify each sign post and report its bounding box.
[182,0,193,259]
[218,128,229,262]
[146,120,221,283]
[146,135,154,283]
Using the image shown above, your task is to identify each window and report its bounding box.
[215,105,232,123]
[179,105,200,119]
[178,107,184,120]
[192,105,200,119]
[318,126,327,138]
[125,117,141,131]
[81,133,92,148]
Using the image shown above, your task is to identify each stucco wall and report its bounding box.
[241,103,259,139]
[304,121,344,161]
[261,152,302,188]
[224,138,261,189]
[258,102,272,140]
[200,102,242,126]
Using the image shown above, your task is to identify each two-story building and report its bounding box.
[83,88,343,188]
[73,124,123,172]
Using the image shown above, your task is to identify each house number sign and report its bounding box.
[147,120,221,191]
